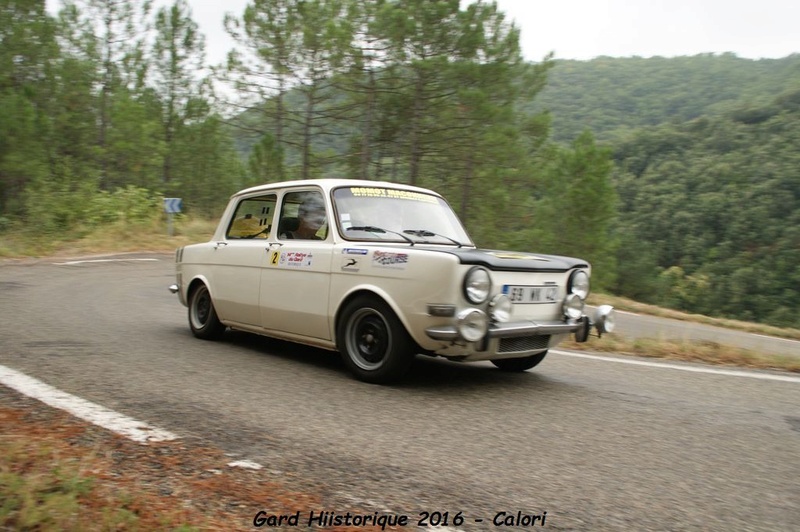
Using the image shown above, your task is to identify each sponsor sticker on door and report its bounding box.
[372,251,408,269]
[279,251,313,268]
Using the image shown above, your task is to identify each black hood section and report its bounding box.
[426,247,589,272]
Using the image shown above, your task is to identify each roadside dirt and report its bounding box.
[0,387,382,531]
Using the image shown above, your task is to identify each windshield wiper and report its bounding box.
[347,225,415,245]
[403,229,464,247]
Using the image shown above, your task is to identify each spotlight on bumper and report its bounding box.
[562,293,585,320]
[457,308,489,342]
[593,305,616,335]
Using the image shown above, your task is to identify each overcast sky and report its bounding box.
[46,0,799,66]
[186,0,800,66]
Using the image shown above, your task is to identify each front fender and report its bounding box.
[332,284,416,344]
[182,274,214,308]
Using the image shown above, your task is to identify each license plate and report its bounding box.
[503,285,559,304]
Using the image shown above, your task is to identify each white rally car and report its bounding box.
[169,179,614,383]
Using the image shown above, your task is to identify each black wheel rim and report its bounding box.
[346,308,392,371]
[191,288,211,329]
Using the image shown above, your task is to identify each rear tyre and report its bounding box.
[337,295,414,384]
[188,283,226,340]
[491,351,547,372]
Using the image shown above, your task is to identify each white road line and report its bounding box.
[0,365,178,443]
[551,350,800,383]
[53,258,161,265]
[751,333,800,345]
[228,460,263,470]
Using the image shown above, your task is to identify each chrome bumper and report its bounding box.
[425,305,614,343]
[426,319,581,342]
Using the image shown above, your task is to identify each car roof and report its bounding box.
[231,179,444,200]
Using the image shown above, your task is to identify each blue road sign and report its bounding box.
[164,198,183,214]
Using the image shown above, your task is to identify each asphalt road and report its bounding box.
[1,253,798,531]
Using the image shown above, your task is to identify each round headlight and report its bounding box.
[568,270,590,300]
[489,294,512,323]
[562,293,585,320]
[463,267,491,304]
[457,308,489,342]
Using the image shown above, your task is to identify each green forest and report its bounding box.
[1,0,799,328]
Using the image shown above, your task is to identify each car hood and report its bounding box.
[423,247,589,272]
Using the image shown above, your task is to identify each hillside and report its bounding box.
[529,53,800,142]
[610,87,800,326]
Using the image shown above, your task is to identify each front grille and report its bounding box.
[498,335,551,353]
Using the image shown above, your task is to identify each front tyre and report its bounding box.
[188,283,226,340]
[491,351,547,372]
[337,296,414,384]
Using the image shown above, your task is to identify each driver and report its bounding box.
[282,198,327,240]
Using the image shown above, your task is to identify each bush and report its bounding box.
[22,176,97,236]
[85,186,162,228]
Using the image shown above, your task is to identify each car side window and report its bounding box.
[226,194,276,239]
[279,190,328,240]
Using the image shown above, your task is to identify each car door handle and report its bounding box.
[268,242,284,249]
[214,241,228,249]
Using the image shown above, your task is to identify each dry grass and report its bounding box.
[0,217,218,259]
[561,334,800,373]
[62,217,218,255]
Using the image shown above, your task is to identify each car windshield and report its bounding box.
[332,186,473,246]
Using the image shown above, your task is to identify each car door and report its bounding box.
[211,193,276,327]
[259,188,333,340]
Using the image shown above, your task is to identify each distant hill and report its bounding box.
[519,54,800,327]
[528,53,800,143]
